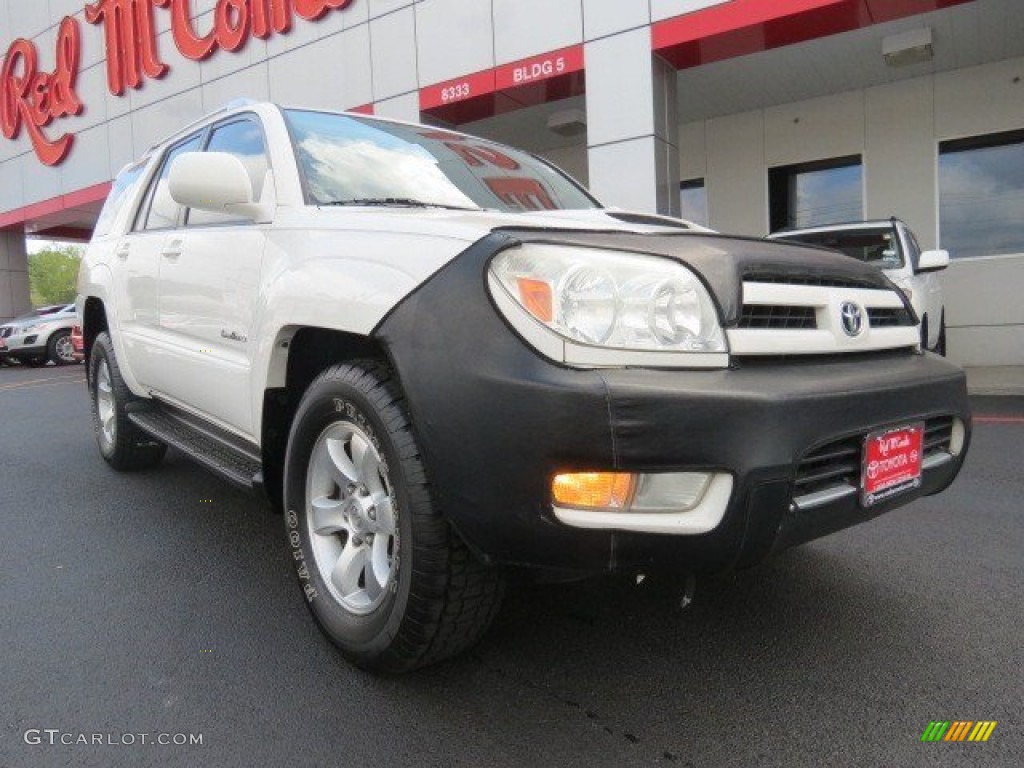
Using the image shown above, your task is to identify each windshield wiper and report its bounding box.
[321,197,478,211]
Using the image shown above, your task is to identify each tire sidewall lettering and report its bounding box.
[285,378,411,649]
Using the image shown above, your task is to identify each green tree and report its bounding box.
[28,244,83,307]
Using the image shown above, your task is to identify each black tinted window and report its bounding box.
[939,130,1024,258]
[769,157,863,231]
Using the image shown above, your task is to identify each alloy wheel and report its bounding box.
[305,421,397,615]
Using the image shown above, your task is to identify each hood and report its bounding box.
[300,205,710,244]
[297,205,897,324]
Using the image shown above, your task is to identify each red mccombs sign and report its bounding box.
[0,18,84,166]
[1,0,354,166]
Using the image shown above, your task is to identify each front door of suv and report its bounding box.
[153,117,271,438]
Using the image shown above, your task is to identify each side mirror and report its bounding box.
[917,249,949,272]
[168,151,271,222]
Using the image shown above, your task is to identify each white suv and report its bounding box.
[768,219,949,354]
[77,103,969,671]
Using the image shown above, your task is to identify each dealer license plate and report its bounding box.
[861,422,924,507]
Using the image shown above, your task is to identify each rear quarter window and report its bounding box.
[93,163,147,238]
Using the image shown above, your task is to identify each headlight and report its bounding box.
[490,245,726,354]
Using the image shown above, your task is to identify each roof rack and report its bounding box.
[143,98,268,157]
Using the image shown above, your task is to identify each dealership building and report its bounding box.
[0,0,1021,380]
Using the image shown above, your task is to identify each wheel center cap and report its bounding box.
[345,495,374,532]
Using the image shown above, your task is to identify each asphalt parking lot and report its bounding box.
[1,364,1021,768]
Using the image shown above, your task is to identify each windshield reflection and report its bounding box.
[298,135,478,209]
[285,110,598,213]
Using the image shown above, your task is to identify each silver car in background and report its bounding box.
[0,304,80,366]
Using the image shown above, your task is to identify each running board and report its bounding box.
[127,404,263,492]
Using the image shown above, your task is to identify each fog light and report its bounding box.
[551,471,713,512]
[552,472,635,509]
[632,472,712,512]
[551,471,732,535]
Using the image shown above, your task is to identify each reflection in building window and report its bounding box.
[939,129,1024,258]
[769,156,863,232]
[679,179,708,226]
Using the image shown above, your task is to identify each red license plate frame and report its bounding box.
[861,422,924,507]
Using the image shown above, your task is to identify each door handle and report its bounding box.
[161,239,184,261]
[115,244,130,261]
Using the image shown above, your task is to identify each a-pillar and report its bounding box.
[1,228,31,322]
[585,28,680,215]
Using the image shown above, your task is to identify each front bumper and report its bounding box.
[0,334,47,359]
[374,235,970,575]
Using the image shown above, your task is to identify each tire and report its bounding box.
[47,329,76,366]
[283,361,505,672]
[89,332,167,471]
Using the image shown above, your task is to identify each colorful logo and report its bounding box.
[921,721,997,742]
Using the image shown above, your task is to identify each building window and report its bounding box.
[768,156,863,233]
[939,129,1024,258]
[680,179,709,226]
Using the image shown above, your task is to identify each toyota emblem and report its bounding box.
[840,302,864,337]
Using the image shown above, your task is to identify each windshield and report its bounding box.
[284,109,599,213]
[780,226,905,269]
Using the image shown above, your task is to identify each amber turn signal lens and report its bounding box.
[516,277,553,322]
[552,472,636,509]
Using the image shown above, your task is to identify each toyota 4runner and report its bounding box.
[78,102,970,671]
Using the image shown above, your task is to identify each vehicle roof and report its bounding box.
[140,100,491,164]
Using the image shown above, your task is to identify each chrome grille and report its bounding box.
[923,416,954,455]
[794,436,861,497]
[793,415,955,499]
